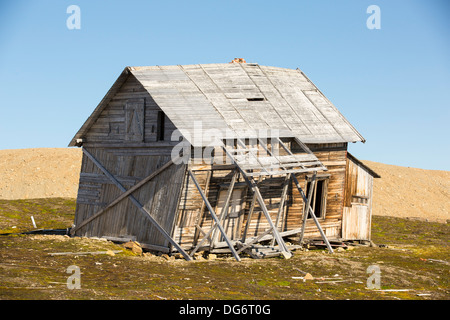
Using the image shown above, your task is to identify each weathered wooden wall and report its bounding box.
[73,74,186,250]
[73,148,186,249]
[342,155,375,240]
[173,141,348,249]
[83,74,177,145]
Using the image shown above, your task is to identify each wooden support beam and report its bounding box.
[299,172,316,244]
[222,145,292,259]
[188,169,241,262]
[192,169,212,247]
[273,137,333,254]
[241,176,262,243]
[211,170,239,248]
[236,228,273,254]
[80,148,192,261]
[271,173,291,246]
[70,154,181,236]
[291,173,334,254]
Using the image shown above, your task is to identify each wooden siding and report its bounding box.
[73,147,186,248]
[342,154,375,240]
[173,142,348,249]
[83,74,177,145]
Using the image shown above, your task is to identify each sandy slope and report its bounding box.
[363,160,449,223]
[0,148,448,223]
[0,148,82,200]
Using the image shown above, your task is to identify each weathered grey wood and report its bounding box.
[241,176,261,242]
[271,173,291,246]
[81,148,192,261]
[299,172,316,244]
[70,155,181,236]
[49,250,123,256]
[291,173,334,254]
[192,169,212,247]
[236,228,273,254]
[211,170,239,248]
[188,169,241,262]
[273,137,333,253]
[221,144,292,258]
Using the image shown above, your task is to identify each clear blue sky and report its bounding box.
[0,0,449,170]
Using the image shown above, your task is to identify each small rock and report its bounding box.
[161,254,175,261]
[105,250,115,256]
[304,273,314,281]
[123,241,143,255]
[207,253,217,260]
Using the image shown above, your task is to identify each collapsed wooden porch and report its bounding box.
[185,137,335,261]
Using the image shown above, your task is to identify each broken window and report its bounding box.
[304,176,329,219]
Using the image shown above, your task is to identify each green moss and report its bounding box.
[0,204,449,300]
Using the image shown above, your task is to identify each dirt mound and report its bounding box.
[0,148,82,199]
[362,160,449,223]
[0,148,448,223]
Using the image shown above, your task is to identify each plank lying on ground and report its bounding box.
[49,250,123,256]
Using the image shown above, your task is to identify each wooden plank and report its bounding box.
[291,174,334,254]
[241,176,261,242]
[236,228,273,254]
[80,148,192,261]
[188,169,241,261]
[211,170,239,247]
[299,172,316,244]
[271,173,291,246]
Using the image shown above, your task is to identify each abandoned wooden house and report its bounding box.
[68,61,379,261]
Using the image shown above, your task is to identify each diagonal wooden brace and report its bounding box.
[291,173,334,254]
[70,153,182,236]
[210,170,239,248]
[222,145,292,259]
[299,172,316,244]
[77,148,192,261]
[188,169,241,262]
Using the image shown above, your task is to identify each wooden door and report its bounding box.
[342,205,370,240]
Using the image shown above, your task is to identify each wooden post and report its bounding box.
[299,172,316,244]
[271,173,291,246]
[192,169,212,248]
[210,170,239,249]
[273,137,333,254]
[188,169,241,262]
[291,173,334,254]
[241,176,261,243]
[81,148,193,261]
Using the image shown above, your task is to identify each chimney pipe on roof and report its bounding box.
[230,58,246,63]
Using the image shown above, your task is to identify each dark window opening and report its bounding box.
[157,111,165,141]
[305,179,327,219]
[247,97,265,102]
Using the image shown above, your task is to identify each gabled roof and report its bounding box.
[69,63,365,147]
